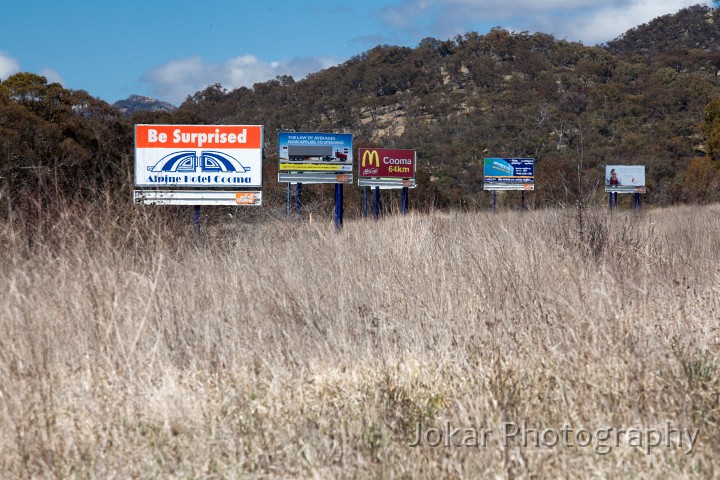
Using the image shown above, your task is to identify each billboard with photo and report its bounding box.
[278,131,353,184]
[605,165,646,193]
[358,148,416,188]
[134,125,263,188]
[483,158,535,191]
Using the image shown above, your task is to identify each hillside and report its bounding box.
[174,4,720,208]
[1,4,719,217]
[113,95,177,115]
[606,5,720,57]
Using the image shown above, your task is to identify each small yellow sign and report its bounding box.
[279,163,343,171]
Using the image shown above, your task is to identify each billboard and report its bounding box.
[358,148,416,188]
[135,125,263,188]
[278,131,353,184]
[605,165,646,193]
[483,158,535,191]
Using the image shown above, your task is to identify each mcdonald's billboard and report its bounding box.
[358,148,416,179]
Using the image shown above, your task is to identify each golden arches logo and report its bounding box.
[361,149,380,168]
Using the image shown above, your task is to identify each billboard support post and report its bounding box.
[634,192,640,210]
[521,191,526,212]
[334,183,344,231]
[194,205,200,233]
[401,187,408,216]
[614,192,618,209]
[362,186,367,220]
[609,193,613,210]
[374,186,380,221]
[295,183,302,219]
[493,191,497,214]
[286,183,291,217]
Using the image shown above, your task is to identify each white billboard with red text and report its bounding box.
[135,125,263,188]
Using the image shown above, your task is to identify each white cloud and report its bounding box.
[0,52,20,81]
[143,54,339,105]
[379,0,707,44]
[0,54,63,86]
[558,0,702,44]
[40,68,64,86]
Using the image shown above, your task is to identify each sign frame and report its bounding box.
[357,148,416,189]
[483,157,535,191]
[134,124,264,188]
[605,165,647,193]
[278,131,353,184]
[134,124,263,206]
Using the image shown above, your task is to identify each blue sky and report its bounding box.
[0,0,709,105]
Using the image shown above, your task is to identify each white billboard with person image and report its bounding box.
[605,165,646,193]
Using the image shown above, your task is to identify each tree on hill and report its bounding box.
[605,5,718,57]
[0,72,131,220]
[704,97,720,161]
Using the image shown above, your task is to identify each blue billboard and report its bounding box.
[483,158,535,191]
[278,131,353,184]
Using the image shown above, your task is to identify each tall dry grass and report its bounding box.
[1,203,720,478]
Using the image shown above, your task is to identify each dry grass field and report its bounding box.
[1,202,720,478]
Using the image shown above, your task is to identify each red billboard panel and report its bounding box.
[358,148,416,179]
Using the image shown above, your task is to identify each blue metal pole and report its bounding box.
[609,192,613,210]
[362,186,367,220]
[492,191,497,214]
[634,192,640,210]
[521,191,525,212]
[401,187,408,216]
[339,183,344,227]
[374,186,380,222]
[334,183,342,230]
[614,192,618,209]
[194,205,200,233]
